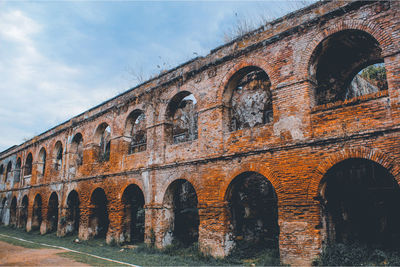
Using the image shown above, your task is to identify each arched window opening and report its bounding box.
[126,111,147,154]
[14,158,21,182]
[0,198,7,225]
[54,141,63,171]
[0,164,3,181]
[20,195,28,230]
[47,192,59,233]
[32,194,42,231]
[89,188,109,239]
[163,179,199,247]
[5,162,12,181]
[319,159,400,248]
[347,63,387,99]
[66,190,80,235]
[10,197,17,226]
[309,30,387,106]
[167,92,198,144]
[38,148,46,177]
[95,123,111,162]
[226,172,279,256]
[69,134,84,176]
[25,153,33,176]
[121,184,145,244]
[226,66,273,131]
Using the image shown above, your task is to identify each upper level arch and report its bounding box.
[94,122,111,162]
[298,20,395,106]
[5,161,12,181]
[222,65,273,131]
[69,133,84,174]
[125,109,147,154]
[37,147,46,177]
[53,141,63,171]
[24,152,33,176]
[165,91,198,144]
[14,157,21,183]
[308,29,386,106]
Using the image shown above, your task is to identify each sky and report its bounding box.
[0,0,316,152]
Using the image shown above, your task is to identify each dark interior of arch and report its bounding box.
[121,185,145,243]
[66,191,80,235]
[32,195,42,231]
[10,197,17,226]
[47,193,59,233]
[98,125,111,162]
[25,154,33,176]
[15,158,21,182]
[72,134,83,167]
[321,158,400,248]
[228,172,279,254]
[1,198,7,224]
[168,179,199,246]
[90,188,109,238]
[310,30,386,105]
[229,66,272,131]
[55,144,63,170]
[20,196,28,229]
[167,92,198,144]
[127,111,147,154]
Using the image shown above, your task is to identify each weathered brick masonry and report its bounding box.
[1,1,399,265]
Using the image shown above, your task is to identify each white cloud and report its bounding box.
[0,9,120,151]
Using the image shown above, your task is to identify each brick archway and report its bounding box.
[306,147,400,200]
[220,162,282,202]
[216,57,277,104]
[298,19,395,81]
[157,172,200,205]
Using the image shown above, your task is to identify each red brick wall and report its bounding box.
[1,1,399,265]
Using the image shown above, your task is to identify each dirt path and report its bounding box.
[0,241,90,266]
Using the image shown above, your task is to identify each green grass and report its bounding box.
[57,251,126,266]
[0,226,281,266]
[0,233,45,249]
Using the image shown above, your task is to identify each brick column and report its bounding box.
[78,203,91,240]
[278,201,322,266]
[106,200,124,245]
[198,202,230,257]
[25,201,33,232]
[40,205,48,234]
[58,205,68,236]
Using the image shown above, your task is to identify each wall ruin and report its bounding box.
[0,1,400,265]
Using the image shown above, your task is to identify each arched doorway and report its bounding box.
[32,194,42,231]
[47,192,59,233]
[163,179,199,246]
[20,195,28,229]
[66,190,80,235]
[121,184,145,244]
[10,197,17,226]
[226,172,279,255]
[319,158,400,248]
[0,198,7,224]
[89,188,109,238]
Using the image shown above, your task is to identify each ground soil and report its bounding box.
[0,241,90,266]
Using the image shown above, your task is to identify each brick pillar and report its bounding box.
[198,202,230,257]
[106,200,124,245]
[148,203,174,249]
[58,206,68,236]
[40,205,48,234]
[385,53,400,107]
[278,201,322,266]
[78,203,91,240]
[26,201,33,232]
[143,204,155,246]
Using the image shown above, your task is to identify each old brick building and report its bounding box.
[0,1,399,265]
